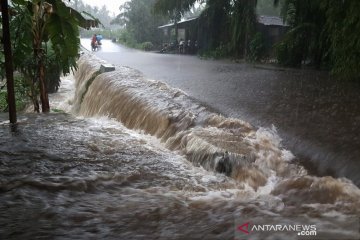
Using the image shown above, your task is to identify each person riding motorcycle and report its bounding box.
[91,34,98,51]
[96,34,103,45]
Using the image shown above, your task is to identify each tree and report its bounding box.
[321,0,360,81]
[68,0,113,28]
[8,0,96,112]
[112,0,168,46]
[1,0,17,123]
[275,0,328,68]
[230,0,258,57]
[153,0,197,16]
[201,0,229,48]
[276,0,360,81]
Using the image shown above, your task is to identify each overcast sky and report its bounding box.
[81,0,128,16]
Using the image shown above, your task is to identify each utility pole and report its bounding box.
[1,0,17,124]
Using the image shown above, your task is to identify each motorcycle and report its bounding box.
[91,42,98,51]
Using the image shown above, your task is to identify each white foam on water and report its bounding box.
[65,54,360,212]
[49,74,76,113]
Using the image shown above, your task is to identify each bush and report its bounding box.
[275,38,304,67]
[249,32,266,62]
[118,30,137,48]
[141,42,154,51]
[0,75,28,112]
[200,42,230,59]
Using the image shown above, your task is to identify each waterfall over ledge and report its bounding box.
[72,54,307,189]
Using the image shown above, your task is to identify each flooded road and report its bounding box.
[82,39,360,186]
[1,54,359,239]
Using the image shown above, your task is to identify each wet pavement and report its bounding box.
[82,39,360,186]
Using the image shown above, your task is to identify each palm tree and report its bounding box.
[320,0,360,80]
[275,0,328,67]
[230,0,258,58]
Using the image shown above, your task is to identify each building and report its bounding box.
[158,17,199,44]
[158,15,288,55]
[256,15,288,51]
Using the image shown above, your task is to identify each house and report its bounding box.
[158,17,199,44]
[158,15,288,54]
[256,15,288,50]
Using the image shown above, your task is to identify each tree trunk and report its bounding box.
[39,60,50,112]
[32,2,50,113]
[1,0,17,124]
[175,21,178,42]
[33,99,40,113]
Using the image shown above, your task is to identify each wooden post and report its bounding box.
[1,0,17,124]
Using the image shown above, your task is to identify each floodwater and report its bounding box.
[82,39,360,186]
[0,54,359,240]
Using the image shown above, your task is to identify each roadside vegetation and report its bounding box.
[0,75,27,112]
[1,0,359,118]
[109,0,168,51]
[1,0,97,114]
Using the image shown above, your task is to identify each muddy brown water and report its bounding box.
[0,54,359,239]
[84,39,360,186]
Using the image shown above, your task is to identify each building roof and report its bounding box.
[158,17,198,29]
[257,15,287,26]
[158,15,287,29]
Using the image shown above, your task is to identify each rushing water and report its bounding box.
[82,39,360,187]
[0,54,359,239]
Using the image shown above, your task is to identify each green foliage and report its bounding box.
[199,42,230,59]
[46,0,81,75]
[198,0,231,52]
[118,30,138,48]
[275,39,301,66]
[51,108,65,113]
[141,42,154,51]
[321,0,360,81]
[275,0,360,81]
[249,32,266,62]
[3,0,92,112]
[0,91,6,111]
[45,46,62,94]
[67,0,113,28]
[153,0,196,25]
[275,24,314,66]
[276,0,329,68]
[112,0,167,46]
[10,3,33,72]
[0,50,5,81]
[0,82,7,111]
[154,0,197,16]
[230,0,257,57]
[0,75,28,112]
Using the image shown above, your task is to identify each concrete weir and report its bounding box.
[72,54,306,189]
[100,64,115,73]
